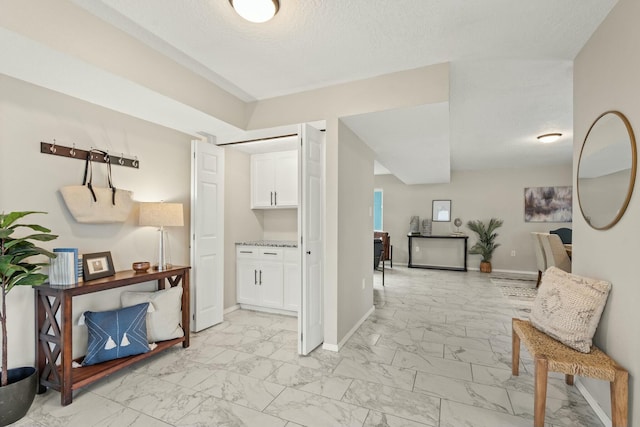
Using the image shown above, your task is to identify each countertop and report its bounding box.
[236,240,298,248]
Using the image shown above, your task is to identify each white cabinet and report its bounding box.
[251,151,298,209]
[236,245,299,314]
[283,248,300,312]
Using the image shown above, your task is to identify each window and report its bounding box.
[373,189,383,230]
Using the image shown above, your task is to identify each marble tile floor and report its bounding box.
[15,267,604,427]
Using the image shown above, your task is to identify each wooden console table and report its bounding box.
[407,234,469,271]
[34,266,190,406]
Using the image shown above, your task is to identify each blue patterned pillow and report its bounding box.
[82,302,150,366]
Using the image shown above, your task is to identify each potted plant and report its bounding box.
[0,211,57,425]
[466,218,503,273]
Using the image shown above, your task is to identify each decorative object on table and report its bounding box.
[77,255,83,282]
[0,211,57,426]
[408,215,420,235]
[451,217,465,236]
[82,251,115,281]
[49,248,79,286]
[524,186,572,222]
[139,202,184,271]
[132,261,151,273]
[432,200,451,222]
[420,219,432,236]
[60,149,134,224]
[466,218,503,273]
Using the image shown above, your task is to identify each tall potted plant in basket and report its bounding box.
[0,211,57,425]
[466,218,503,273]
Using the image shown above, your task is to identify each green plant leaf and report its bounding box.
[0,211,45,228]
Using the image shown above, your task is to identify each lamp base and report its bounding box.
[152,263,174,271]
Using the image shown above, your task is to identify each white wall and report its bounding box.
[0,75,192,364]
[374,165,572,272]
[574,0,640,422]
[337,121,375,340]
[262,209,297,241]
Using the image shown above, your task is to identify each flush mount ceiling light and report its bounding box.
[229,0,279,23]
[537,133,562,143]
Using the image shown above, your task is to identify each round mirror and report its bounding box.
[577,111,637,230]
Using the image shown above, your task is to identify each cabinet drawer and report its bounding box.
[260,248,283,260]
[237,247,259,259]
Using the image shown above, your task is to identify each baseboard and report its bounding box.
[490,268,538,276]
[223,304,240,314]
[237,303,297,317]
[323,305,375,352]
[575,379,612,427]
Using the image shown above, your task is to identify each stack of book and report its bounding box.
[49,248,79,286]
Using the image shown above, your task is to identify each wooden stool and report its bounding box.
[512,318,628,427]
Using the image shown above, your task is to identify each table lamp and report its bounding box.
[139,202,184,271]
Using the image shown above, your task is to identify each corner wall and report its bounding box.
[0,75,192,364]
[574,0,640,422]
[337,121,375,340]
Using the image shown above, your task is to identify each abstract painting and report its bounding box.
[524,186,572,222]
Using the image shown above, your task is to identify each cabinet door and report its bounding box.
[258,260,284,308]
[274,151,298,207]
[283,261,300,311]
[251,154,275,208]
[237,256,260,305]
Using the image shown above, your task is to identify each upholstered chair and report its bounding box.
[540,233,572,273]
[531,232,548,287]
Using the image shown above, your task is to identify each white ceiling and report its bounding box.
[1,0,618,183]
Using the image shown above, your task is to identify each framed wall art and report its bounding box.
[524,186,572,222]
[432,200,451,222]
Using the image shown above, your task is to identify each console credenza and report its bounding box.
[407,234,468,271]
[34,266,190,406]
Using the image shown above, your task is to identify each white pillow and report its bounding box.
[121,286,184,343]
[530,267,611,353]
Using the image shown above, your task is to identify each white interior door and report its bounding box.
[298,124,324,355]
[191,140,224,331]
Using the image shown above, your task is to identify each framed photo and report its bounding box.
[432,200,451,222]
[82,251,115,281]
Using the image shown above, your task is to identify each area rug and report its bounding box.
[489,274,538,315]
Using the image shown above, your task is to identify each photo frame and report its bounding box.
[432,200,451,222]
[82,251,115,281]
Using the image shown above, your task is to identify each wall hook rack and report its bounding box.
[40,141,140,169]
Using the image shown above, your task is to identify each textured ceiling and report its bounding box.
[1,1,618,183]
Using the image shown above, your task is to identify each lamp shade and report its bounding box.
[139,202,184,227]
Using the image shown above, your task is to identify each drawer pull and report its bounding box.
[259,270,262,285]
[254,270,257,285]
[264,252,278,255]
[240,250,253,254]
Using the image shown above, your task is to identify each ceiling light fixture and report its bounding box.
[229,0,279,23]
[537,133,562,143]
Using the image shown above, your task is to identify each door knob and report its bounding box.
[306,251,311,255]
